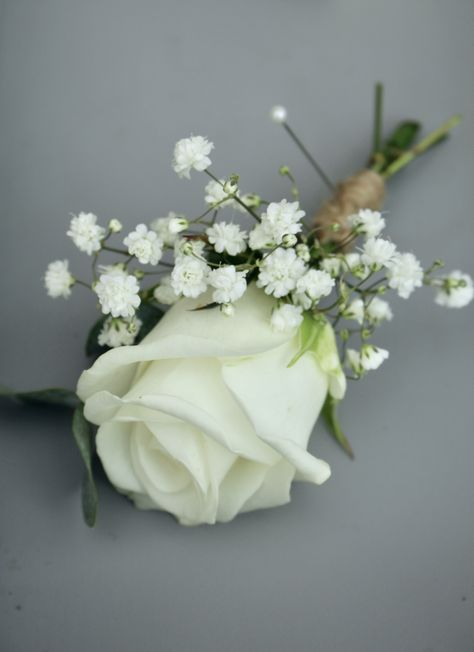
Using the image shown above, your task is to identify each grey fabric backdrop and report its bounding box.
[1,1,473,651]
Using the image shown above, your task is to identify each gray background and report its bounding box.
[1,0,473,650]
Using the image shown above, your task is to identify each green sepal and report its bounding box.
[72,404,98,527]
[287,314,327,368]
[322,394,354,459]
[287,313,346,399]
[0,385,79,409]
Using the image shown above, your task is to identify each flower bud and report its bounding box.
[223,175,239,195]
[296,244,310,262]
[168,216,189,234]
[282,234,297,248]
[220,303,235,317]
[108,218,122,233]
[241,193,261,208]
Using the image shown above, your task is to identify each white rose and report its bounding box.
[77,284,346,526]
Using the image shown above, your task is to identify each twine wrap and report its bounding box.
[314,170,385,249]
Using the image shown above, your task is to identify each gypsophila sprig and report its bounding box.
[95,270,141,318]
[206,222,248,256]
[67,212,105,255]
[98,316,142,348]
[45,107,472,377]
[44,260,75,298]
[173,135,214,179]
[123,224,163,265]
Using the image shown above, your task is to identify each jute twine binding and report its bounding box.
[314,170,385,250]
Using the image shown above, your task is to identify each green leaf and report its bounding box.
[384,120,421,152]
[85,316,109,357]
[322,394,354,459]
[134,302,164,343]
[72,404,98,527]
[0,385,79,408]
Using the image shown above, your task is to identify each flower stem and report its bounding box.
[204,170,261,223]
[102,245,130,256]
[373,82,384,154]
[382,114,461,179]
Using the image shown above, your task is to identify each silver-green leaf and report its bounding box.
[72,404,98,527]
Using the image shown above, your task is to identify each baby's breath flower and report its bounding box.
[98,315,142,348]
[343,298,364,324]
[150,213,182,246]
[44,260,75,298]
[248,224,274,251]
[366,297,393,324]
[153,275,179,305]
[360,344,389,371]
[123,224,163,265]
[208,266,247,304]
[260,199,305,245]
[257,247,307,298]
[108,218,123,233]
[206,222,248,256]
[434,271,474,308]
[171,257,209,298]
[173,135,213,179]
[320,256,342,278]
[386,252,423,299]
[296,269,335,303]
[348,209,386,238]
[361,237,397,270]
[95,271,141,318]
[271,303,303,332]
[270,105,288,124]
[67,212,105,255]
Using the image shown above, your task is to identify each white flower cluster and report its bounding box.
[44,138,472,368]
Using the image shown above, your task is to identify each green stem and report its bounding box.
[204,170,261,223]
[373,82,384,154]
[382,114,461,179]
[102,245,130,256]
[75,279,92,290]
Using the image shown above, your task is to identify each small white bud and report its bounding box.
[108,218,123,233]
[282,234,298,248]
[220,303,235,317]
[270,105,288,124]
[168,216,189,234]
[179,240,195,256]
[295,243,310,262]
[223,179,238,194]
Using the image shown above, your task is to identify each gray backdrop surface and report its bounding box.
[1,1,473,651]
